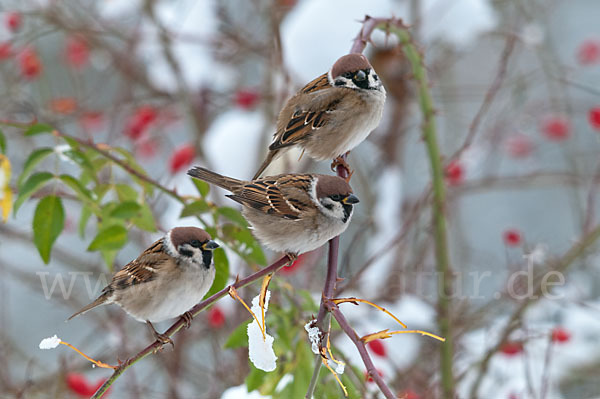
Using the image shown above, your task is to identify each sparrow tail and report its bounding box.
[187,166,244,191]
[67,295,108,321]
[252,151,277,180]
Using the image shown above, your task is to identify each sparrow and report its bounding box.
[68,227,220,345]
[252,53,386,180]
[188,166,359,256]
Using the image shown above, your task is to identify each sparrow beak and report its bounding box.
[342,194,360,205]
[202,240,220,250]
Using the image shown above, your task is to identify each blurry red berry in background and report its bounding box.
[0,42,12,60]
[577,39,600,65]
[80,111,103,131]
[48,97,77,115]
[66,373,110,397]
[445,160,464,186]
[365,369,384,383]
[367,339,387,357]
[541,116,570,141]
[5,12,21,32]
[399,390,420,399]
[505,134,533,159]
[503,229,522,247]
[169,144,195,174]
[588,107,600,131]
[500,341,523,356]
[551,327,571,343]
[136,139,158,159]
[208,306,226,328]
[18,47,42,79]
[125,106,158,140]
[65,36,89,69]
[508,393,519,399]
[234,89,260,110]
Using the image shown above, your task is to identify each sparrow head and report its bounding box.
[329,53,382,92]
[314,175,360,224]
[166,227,219,269]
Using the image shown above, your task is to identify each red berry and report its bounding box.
[399,390,419,399]
[551,327,571,343]
[136,139,158,159]
[541,116,570,141]
[48,97,77,115]
[124,106,158,140]
[367,339,387,357]
[577,39,600,65]
[5,12,21,32]
[80,111,103,131]
[234,89,260,110]
[445,160,464,186]
[505,134,533,159]
[364,368,383,383]
[208,306,226,328]
[503,229,522,247]
[500,341,523,356]
[588,107,600,131]
[65,36,89,69]
[0,42,12,60]
[169,144,195,174]
[508,393,519,399]
[18,47,42,79]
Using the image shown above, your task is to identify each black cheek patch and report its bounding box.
[202,251,213,269]
[334,80,346,86]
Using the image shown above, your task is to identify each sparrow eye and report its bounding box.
[330,194,343,202]
[354,70,367,81]
[343,71,354,79]
[190,239,201,248]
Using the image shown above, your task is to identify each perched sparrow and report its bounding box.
[68,227,219,345]
[188,167,359,255]
[253,53,386,179]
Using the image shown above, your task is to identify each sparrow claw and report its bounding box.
[285,252,298,266]
[331,153,353,181]
[146,320,174,350]
[180,311,193,329]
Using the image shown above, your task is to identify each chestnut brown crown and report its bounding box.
[330,53,373,79]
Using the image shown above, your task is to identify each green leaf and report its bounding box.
[62,149,95,177]
[115,184,138,202]
[217,206,248,227]
[132,202,157,232]
[59,174,94,202]
[291,341,313,398]
[109,201,142,219]
[13,172,54,214]
[88,225,128,251]
[101,249,118,271]
[24,123,54,136]
[224,319,251,349]
[246,364,267,392]
[78,205,92,237]
[223,225,266,266]
[18,148,54,188]
[203,248,229,299]
[180,200,210,218]
[33,196,65,264]
[192,179,210,197]
[0,128,5,154]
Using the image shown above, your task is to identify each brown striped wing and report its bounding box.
[109,239,171,291]
[269,74,342,151]
[227,174,315,220]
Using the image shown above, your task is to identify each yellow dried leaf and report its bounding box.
[0,155,12,222]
